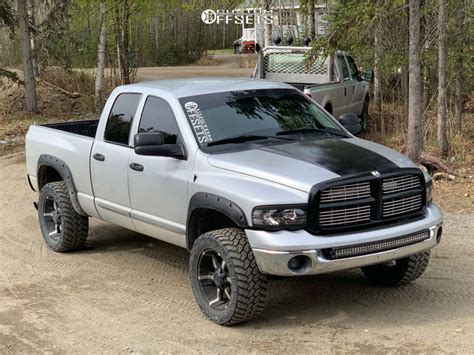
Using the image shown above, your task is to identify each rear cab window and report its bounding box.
[104,93,142,146]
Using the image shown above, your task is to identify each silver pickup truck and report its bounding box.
[26,78,443,326]
[253,46,372,131]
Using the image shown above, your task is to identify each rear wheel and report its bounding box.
[189,228,267,325]
[361,252,430,286]
[38,181,89,252]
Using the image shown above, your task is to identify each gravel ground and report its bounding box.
[1,152,473,353]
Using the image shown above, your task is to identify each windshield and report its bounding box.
[179,88,346,150]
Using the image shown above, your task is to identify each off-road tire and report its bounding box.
[361,251,430,286]
[189,228,268,325]
[38,181,89,252]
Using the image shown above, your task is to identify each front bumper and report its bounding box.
[246,203,443,276]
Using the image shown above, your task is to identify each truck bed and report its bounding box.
[289,81,340,92]
[42,119,99,138]
[26,122,97,212]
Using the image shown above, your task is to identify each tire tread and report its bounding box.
[190,228,267,325]
[39,181,88,252]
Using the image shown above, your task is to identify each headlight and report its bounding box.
[426,181,433,205]
[252,205,306,230]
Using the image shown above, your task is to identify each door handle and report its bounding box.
[129,162,144,172]
[93,153,105,161]
[344,87,347,96]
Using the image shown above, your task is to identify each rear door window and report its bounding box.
[104,93,141,145]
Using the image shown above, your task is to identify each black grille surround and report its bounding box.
[307,168,427,235]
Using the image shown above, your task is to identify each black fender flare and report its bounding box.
[37,154,87,216]
[186,192,248,249]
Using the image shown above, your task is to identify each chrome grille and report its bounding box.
[319,205,371,227]
[383,174,421,194]
[320,182,371,203]
[324,230,430,259]
[383,193,423,217]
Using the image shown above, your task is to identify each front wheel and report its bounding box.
[361,252,430,286]
[189,228,268,325]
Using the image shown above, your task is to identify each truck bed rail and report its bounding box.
[42,119,99,138]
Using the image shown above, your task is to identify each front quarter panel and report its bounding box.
[189,152,308,226]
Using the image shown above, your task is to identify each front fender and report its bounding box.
[189,166,309,227]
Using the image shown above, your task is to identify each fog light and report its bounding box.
[287,255,312,274]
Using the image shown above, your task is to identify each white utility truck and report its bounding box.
[253,46,372,131]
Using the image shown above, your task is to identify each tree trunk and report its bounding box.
[373,29,382,115]
[454,0,467,133]
[401,65,409,113]
[17,0,37,114]
[437,0,448,156]
[308,0,316,40]
[115,0,130,85]
[262,0,272,47]
[95,0,106,113]
[28,0,39,76]
[290,0,299,40]
[407,0,422,162]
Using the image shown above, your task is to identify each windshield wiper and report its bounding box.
[276,127,347,137]
[207,134,294,147]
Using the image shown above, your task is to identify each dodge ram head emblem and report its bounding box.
[371,170,381,177]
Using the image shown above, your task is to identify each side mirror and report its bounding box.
[134,132,185,159]
[338,113,361,135]
[362,68,373,82]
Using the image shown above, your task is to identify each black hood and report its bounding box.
[259,138,399,176]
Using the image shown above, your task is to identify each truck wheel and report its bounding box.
[361,252,430,286]
[38,181,88,252]
[360,98,369,132]
[189,228,267,325]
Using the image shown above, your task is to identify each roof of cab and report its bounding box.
[124,77,294,98]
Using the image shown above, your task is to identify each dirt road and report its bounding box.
[136,53,254,81]
[1,151,473,353]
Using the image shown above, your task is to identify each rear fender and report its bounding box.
[37,154,87,216]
